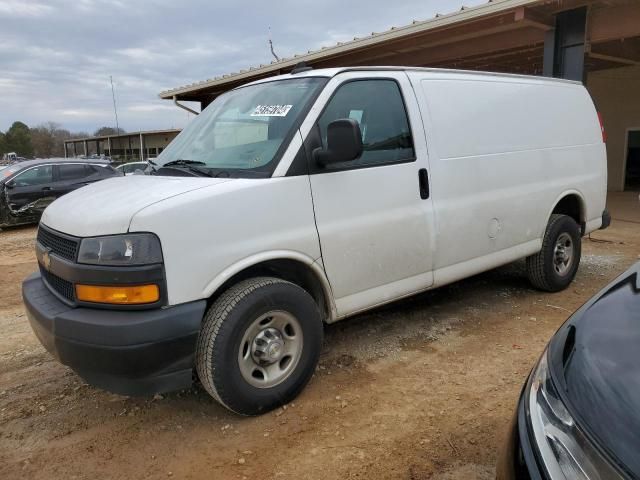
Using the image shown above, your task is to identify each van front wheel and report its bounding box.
[195,277,323,415]
[526,214,581,292]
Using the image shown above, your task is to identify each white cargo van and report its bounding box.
[23,67,609,415]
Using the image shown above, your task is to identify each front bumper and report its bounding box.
[497,388,545,480]
[23,272,207,396]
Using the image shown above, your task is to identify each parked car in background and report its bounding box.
[2,152,25,163]
[1,159,121,228]
[80,154,113,163]
[1,152,27,166]
[498,262,640,480]
[116,161,148,175]
[23,67,609,415]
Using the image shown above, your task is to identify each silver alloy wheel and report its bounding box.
[553,232,574,276]
[238,310,303,388]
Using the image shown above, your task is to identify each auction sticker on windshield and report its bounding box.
[251,105,293,117]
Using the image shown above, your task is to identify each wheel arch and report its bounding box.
[202,252,336,322]
[547,190,587,235]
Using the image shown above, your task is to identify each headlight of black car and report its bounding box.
[77,233,163,266]
[526,350,625,479]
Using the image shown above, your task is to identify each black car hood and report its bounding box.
[549,263,640,478]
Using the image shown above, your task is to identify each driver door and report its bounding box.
[304,72,435,317]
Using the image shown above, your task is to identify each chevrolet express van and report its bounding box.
[23,67,610,415]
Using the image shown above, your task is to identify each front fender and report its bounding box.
[201,250,337,321]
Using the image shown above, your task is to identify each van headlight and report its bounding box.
[77,233,163,266]
[527,350,624,479]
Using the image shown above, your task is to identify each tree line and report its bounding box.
[0,121,125,159]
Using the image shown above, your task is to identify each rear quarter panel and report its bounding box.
[410,72,606,276]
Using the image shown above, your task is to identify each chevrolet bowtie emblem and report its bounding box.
[41,248,52,272]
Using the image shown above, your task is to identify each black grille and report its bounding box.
[40,266,75,303]
[37,226,79,261]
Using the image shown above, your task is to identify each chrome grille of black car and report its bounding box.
[39,265,75,303]
[37,226,79,261]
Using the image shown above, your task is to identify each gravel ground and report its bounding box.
[0,208,638,480]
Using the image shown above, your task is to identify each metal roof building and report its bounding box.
[64,129,181,162]
[160,0,640,191]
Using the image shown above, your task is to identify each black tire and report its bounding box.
[526,214,581,292]
[195,277,323,415]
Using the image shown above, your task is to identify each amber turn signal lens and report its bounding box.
[75,284,160,305]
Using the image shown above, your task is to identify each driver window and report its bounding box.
[316,79,415,169]
[13,165,53,187]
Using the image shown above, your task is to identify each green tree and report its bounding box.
[5,121,33,158]
[31,124,56,158]
[0,131,6,155]
[94,126,126,136]
[31,122,74,158]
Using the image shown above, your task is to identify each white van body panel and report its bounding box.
[38,67,608,324]
[407,70,606,287]
[128,176,323,306]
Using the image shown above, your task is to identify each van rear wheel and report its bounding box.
[195,277,323,415]
[526,214,581,292]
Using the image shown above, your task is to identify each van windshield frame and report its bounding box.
[155,77,328,178]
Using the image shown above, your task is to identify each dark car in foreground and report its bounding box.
[498,262,640,480]
[0,159,121,228]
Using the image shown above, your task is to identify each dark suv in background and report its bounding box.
[0,159,121,228]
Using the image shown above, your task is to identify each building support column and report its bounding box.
[63,142,68,159]
[96,140,101,156]
[83,140,88,157]
[107,137,112,157]
[139,133,145,161]
[543,7,587,82]
[73,142,77,157]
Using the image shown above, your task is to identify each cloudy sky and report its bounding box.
[0,0,482,135]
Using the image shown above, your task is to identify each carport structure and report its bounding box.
[64,129,181,163]
[160,0,640,191]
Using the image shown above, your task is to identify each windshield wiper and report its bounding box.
[161,159,215,177]
[163,159,206,167]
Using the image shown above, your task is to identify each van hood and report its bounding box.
[41,175,233,237]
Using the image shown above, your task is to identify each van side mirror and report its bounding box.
[5,180,15,189]
[313,118,363,166]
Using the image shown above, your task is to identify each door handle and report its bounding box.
[41,186,53,191]
[418,168,429,200]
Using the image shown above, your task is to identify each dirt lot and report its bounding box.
[1,194,638,480]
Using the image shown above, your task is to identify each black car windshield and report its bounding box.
[155,77,326,177]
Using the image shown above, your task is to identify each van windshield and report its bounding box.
[155,77,326,177]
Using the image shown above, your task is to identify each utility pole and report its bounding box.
[110,75,120,133]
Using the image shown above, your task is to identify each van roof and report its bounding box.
[241,66,582,89]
